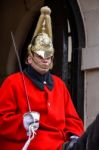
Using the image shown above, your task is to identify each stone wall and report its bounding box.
[78,0,99,127]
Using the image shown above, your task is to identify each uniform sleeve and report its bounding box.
[63,84,84,138]
[0,77,27,141]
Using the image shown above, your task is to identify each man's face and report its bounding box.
[32,52,52,69]
[27,52,53,74]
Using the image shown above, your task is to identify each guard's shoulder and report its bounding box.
[51,74,70,92]
[1,72,21,86]
[52,74,65,85]
[6,72,21,80]
[52,74,62,81]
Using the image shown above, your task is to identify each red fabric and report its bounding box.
[0,72,84,150]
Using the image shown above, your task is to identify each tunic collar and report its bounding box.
[23,65,54,90]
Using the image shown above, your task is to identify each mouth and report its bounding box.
[39,63,51,69]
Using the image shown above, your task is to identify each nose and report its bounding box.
[42,58,49,63]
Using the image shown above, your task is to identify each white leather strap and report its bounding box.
[22,124,36,150]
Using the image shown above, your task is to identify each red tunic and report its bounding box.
[0,72,84,150]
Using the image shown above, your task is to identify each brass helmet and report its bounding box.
[28,6,54,59]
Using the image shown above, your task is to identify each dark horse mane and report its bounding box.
[73,114,99,150]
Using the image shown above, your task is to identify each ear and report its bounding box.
[27,56,33,64]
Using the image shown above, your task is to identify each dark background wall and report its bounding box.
[0,0,44,84]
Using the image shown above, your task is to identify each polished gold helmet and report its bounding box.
[28,6,54,59]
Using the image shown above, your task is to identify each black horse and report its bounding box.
[63,114,99,150]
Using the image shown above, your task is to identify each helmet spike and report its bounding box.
[33,6,52,38]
